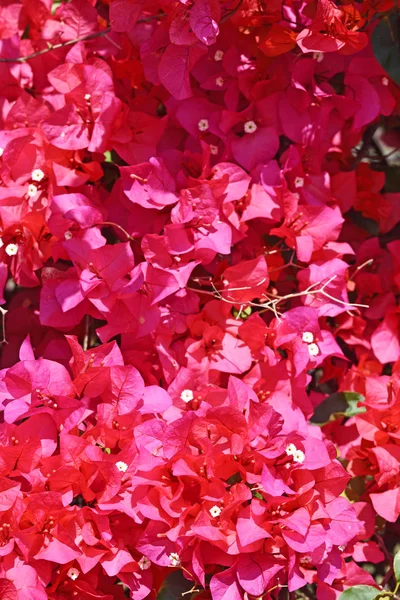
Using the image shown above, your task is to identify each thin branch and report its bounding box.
[221,0,245,23]
[0,28,112,63]
[351,122,381,168]
[0,13,166,64]
[349,258,374,281]
[82,315,91,352]
[374,533,393,566]
[0,306,7,345]
[381,566,394,589]
[187,274,369,321]
[98,221,137,243]
[104,34,122,50]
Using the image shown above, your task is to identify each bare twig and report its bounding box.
[256,275,369,319]
[0,13,166,64]
[351,122,381,169]
[104,34,122,50]
[349,258,374,280]
[188,274,369,321]
[82,315,90,352]
[221,0,245,23]
[374,533,394,566]
[0,28,112,64]
[98,221,136,243]
[0,306,7,345]
[381,566,394,589]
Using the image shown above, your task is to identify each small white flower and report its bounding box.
[180,389,194,403]
[294,177,304,188]
[382,77,389,86]
[244,120,257,134]
[0,148,3,157]
[169,552,181,567]
[138,556,151,570]
[84,93,92,101]
[64,231,73,240]
[5,243,18,256]
[67,567,80,581]
[31,168,45,182]
[285,443,297,456]
[302,331,314,343]
[308,343,320,357]
[214,50,224,61]
[216,76,224,87]
[313,52,324,63]
[209,144,218,155]
[293,449,305,464]
[116,461,128,472]
[27,183,38,197]
[209,505,222,518]
[198,119,209,132]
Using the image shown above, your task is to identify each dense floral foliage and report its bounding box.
[0,0,399,598]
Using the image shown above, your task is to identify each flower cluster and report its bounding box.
[0,0,398,598]
[0,350,367,599]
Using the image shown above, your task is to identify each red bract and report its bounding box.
[0,0,398,597]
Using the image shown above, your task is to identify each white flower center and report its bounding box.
[209,505,222,518]
[209,144,218,155]
[214,50,224,61]
[27,184,38,197]
[198,119,209,132]
[216,76,224,87]
[31,169,45,182]
[116,461,128,472]
[169,552,181,567]
[294,177,304,188]
[285,443,297,456]
[180,389,194,403]
[64,231,73,240]
[5,243,18,256]
[308,343,320,357]
[138,556,151,570]
[67,568,80,580]
[84,93,92,101]
[313,52,324,63]
[293,449,305,463]
[244,120,257,134]
[302,331,314,343]
[285,444,305,464]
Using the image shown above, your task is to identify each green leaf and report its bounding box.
[157,571,194,599]
[372,13,400,86]
[51,0,68,15]
[343,392,366,418]
[226,472,242,487]
[252,490,264,500]
[394,548,400,582]
[311,392,365,424]
[338,585,379,600]
[232,306,252,320]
